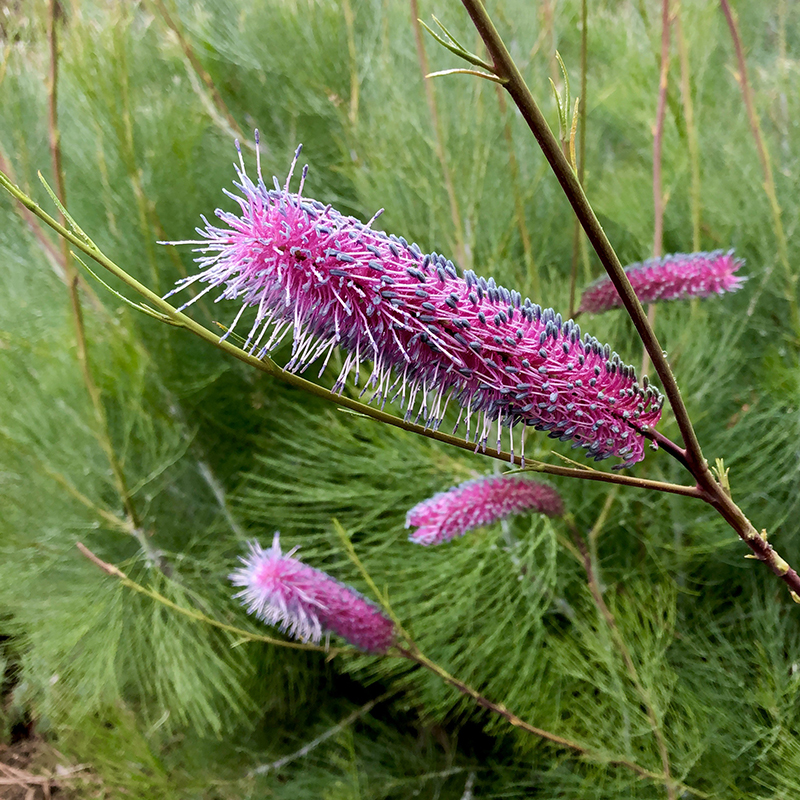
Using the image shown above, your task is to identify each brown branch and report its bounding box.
[399,645,706,796]
[455,0,800,602]
[643,427,691,471]
[457,0,705,472]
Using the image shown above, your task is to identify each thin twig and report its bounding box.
[567,516,676,799]
[642,0,672,379]
[46,3,169,572]
[568,0,589,318]
[719,0,800,340]
[674,6,701,251]
[427,67,504,83]
[342,0,360,125]
[495,86,538,296]
[249,690,396,776]
[47,2,139,529]
[75,542,344,654]
[410,0,469,270]
[145,0,246,143]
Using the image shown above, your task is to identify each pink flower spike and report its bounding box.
[165,138,665,468]
[406,475,564,546]
[578,250,746,314]
[229,533,396,653]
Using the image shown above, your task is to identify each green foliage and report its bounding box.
[1,0,800,797]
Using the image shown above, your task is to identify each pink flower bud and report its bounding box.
[166,139,663,467]
[578,250,746,314]
[406,474,564,546]
[230,534,396,653]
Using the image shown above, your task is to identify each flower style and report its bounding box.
[230,533,396,653]
[166,137,663,467]
[406,474,564,546]
[578,250,746,315]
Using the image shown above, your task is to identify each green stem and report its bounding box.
[674,6,701,251]
[568,0,589,318]
[145,0,246,143]
[0,169,701,501]
[47,0,148,544]
[567,517,676,799]
[719,0,800,342]
[410,0,469,270]
[495,85,538,295]
[642,0,672,379]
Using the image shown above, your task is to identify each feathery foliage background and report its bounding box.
[1,0,800,797]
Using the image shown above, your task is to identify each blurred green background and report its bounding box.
[1,0,800,797]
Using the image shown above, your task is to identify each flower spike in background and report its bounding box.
[165,137,663,467]
[578,250,746,315]
[230,533,396,653]
[406,474,564,546]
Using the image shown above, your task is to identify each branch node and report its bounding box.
[773,551,790,576]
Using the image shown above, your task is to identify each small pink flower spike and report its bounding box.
[230,533,396,653]
[406,475,564,546]
[578,250,746,314]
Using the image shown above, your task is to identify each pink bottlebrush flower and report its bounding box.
[165,137,663,467]
[406,474,565,546]
[230,533,396,653]
[578,250,746,314]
